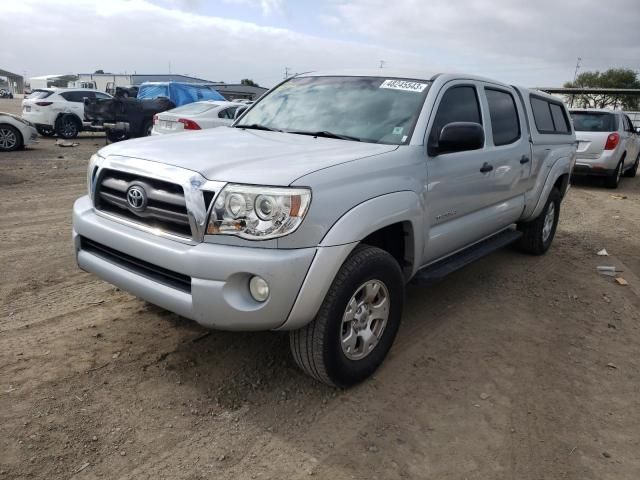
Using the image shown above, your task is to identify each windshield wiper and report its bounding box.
[286,130,361,142]
[235,123,280,132]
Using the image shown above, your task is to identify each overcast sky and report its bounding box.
[1,0,639,88]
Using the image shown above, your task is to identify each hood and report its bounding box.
[99,127,397,185]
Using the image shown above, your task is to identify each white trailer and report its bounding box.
[77,73,133,93]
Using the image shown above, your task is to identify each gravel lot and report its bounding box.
[1,97,639,480]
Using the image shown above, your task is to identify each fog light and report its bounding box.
[249,275,269,302]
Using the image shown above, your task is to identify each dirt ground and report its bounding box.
[1,97,639,480]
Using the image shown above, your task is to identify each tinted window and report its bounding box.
[549,104,570,133]
[95,92,111,100]
[485,88,520,146]
[624,116,634,132]
[61,91,93,102]
[570,112,616,132]
[429,86,482,147]
[531,97,555,132]
[218,107,239,119]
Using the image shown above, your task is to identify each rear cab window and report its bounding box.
[485,88,520,146]
[530,96,571,134]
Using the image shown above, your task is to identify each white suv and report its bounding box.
[22,88,112,139]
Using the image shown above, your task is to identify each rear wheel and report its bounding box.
[516,187,561,255]
[623,154,639,178]
[605,160,623,188]
[289,245,404,388]
[106,129,129,143]
[56,115,80,139]
[0,124,22,152]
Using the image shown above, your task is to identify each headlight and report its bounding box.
[206,184,311,240]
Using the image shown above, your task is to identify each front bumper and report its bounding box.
[73,195,320,331]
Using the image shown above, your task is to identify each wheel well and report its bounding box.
[361,221,414,279]
[554,173,569,198]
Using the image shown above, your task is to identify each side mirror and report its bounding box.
[431,122,484,156]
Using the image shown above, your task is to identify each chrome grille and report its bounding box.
[94,169,192,237]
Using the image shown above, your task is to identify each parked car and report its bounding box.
[72,71,576,387]
[21,88,112,138]
[569,109,639,187]
[0,89,14,99]
[0,112,38,152]
[151,100,246,135]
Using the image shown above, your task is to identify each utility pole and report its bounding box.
[284,67,291,79]
[570,57,582,107]
[379,60,385,69]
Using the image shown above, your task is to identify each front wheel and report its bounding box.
[516,187,561,255]
[289,245,405,388]
[0,124,22,152]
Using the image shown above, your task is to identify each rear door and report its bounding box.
[479,84,531,199]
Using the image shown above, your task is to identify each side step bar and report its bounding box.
[411,229,522,286]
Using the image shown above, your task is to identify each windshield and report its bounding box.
[169,102,220,115]
[236,76,431,144]
[570,112,617,132]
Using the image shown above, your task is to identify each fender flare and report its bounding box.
[523,156,572,221]
[278,191,424,331]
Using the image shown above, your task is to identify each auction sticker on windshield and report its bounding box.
[380,79,428,93]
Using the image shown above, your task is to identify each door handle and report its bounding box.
[520,155,530,164]
[479,162,493,173]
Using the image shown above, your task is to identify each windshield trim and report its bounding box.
[233,75,432,145]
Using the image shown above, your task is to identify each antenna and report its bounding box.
[284,66,291,79]
[379,60,385,69]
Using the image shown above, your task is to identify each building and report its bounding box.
[0,68,24,94]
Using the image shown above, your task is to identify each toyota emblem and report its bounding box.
[126,185,147,211]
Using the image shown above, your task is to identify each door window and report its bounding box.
[61,91,94,102]
[485,88,520,146]
[218,107,238,119]
[429,86,482,148]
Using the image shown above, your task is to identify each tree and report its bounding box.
[564,68,640,110]
[240,79,260,87]
[94,69,105,74]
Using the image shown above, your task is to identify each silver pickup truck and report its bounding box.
[73,71,576,387]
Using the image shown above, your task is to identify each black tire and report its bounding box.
[142,121,153,137]
[0,124,22,152]
[106,129,129,143]
[36,126,55,137]
[56,115,80,139]
[289,245,405,388]
[605,160,623,188]
[623,154,638,178]
[516,187,561,255]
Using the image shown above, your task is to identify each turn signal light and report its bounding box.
[153,114,159,125]
[604,133,619,150]
[178,118,201,130]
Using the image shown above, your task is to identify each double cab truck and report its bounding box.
[73,71,577,387]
